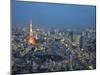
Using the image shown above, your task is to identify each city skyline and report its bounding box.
[11,1,96,74]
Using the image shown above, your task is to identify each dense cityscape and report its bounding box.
[11,21,96,74]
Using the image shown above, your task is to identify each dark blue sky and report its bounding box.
[12,1,96,29]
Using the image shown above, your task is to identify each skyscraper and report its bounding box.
[79,31,87,50]
[68,31,73,42]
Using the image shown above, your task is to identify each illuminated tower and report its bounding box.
[28,19,36,45]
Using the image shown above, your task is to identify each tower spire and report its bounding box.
[28,19,36,45]
[29,19,33,36]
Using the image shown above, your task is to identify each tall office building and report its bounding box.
[79,31,87,50]
[68,31,73,42]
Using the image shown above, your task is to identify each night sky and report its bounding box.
[12,1,96,29]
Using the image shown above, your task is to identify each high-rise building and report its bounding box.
[68,31,73,42]
[79,31,87,50]
[27,19,36,45]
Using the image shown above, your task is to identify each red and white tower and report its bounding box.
[28,19,36,45]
